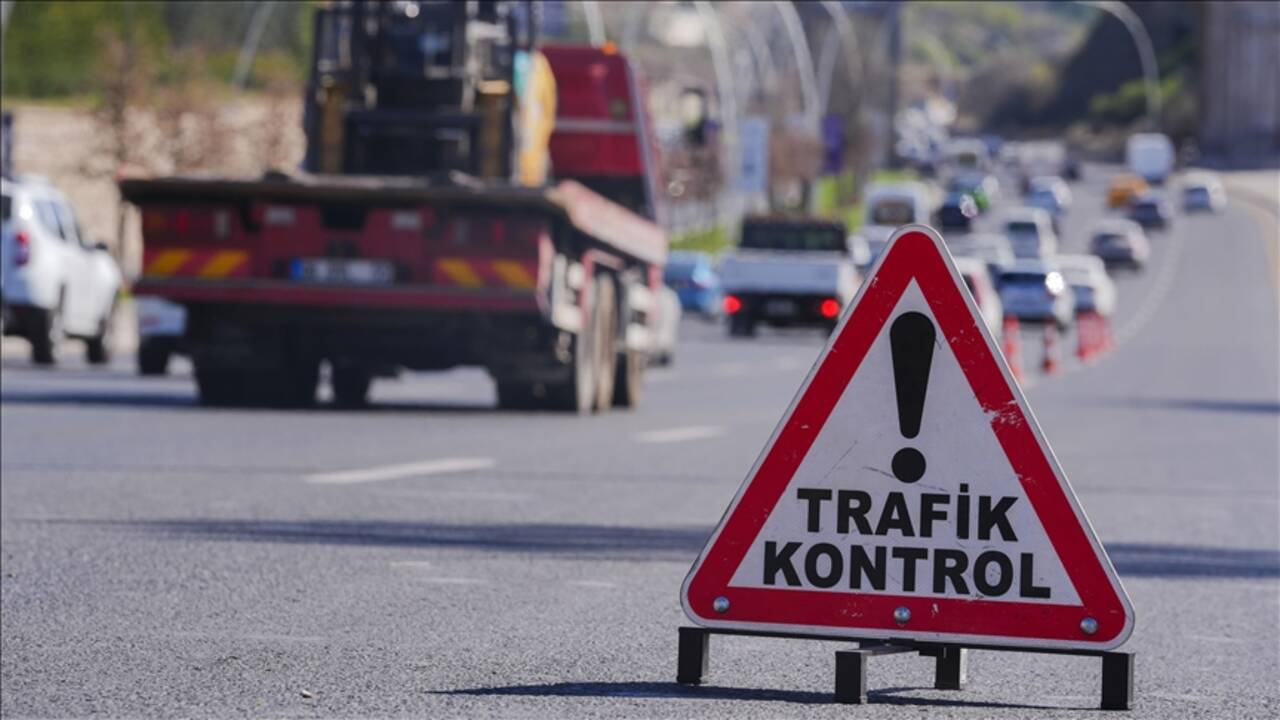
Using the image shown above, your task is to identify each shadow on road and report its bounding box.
[35,518,1280,577]
[1105,543,1280,578]
[0,390,521,415]
[439,681,1063,710]
[1103,396,1280,415]
[51,519,712,561]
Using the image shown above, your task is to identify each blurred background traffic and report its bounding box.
[1,1,1277,398]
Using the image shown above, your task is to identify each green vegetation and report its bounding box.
[1,1,315,101]
[671,225,730,255]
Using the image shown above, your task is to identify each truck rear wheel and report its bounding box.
[613,346,645,408]
[728,312,756,338]
[592,275,618,412]
[331,362,372,408]
[196,367,246,407]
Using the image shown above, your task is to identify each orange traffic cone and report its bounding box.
[1042,320,1061,374]
[1076,311,1097,362]
[1002,314,1023,382]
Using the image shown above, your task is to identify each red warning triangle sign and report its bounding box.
[682,226,1134,650]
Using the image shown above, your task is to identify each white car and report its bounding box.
[1181,171,1227,213]
[136,296,187,375]
[1056,254,1117,318]
[861,182,937,260]
[998,259,1075,328]
[1003,207,1059,259]
[1089,219,1150,270]
[1126,132,1175,184]
[1,175,122,364]
[651,285,680,366]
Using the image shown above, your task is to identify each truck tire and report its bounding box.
[495,381,539,410]
[728,312,756,338]
[30,303,62,366]
[138,339,172,376]
[272,357,320,408]
[592,275,618,412]
[541,278,598,414]
[613,346,645,408]
[196,367,246,407]
[332,363,372,408]
[86,303,116,365]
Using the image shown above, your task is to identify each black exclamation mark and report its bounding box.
[890,312,936,484]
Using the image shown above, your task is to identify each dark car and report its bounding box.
[1126,192,1173,229]
[937,192,979,231]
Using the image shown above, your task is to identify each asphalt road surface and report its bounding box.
[2,167,1277,718]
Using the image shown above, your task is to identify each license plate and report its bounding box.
[291,258,395,285]
[765,299,798,316]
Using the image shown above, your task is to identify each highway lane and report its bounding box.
[2,170,1277,718]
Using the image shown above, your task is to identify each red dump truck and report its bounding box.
[121,2,667,412]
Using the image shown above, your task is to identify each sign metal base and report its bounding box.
[676,626,1134,711]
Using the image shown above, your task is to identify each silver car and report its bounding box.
[997,259,1075,328]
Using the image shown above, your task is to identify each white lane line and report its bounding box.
[634,425,725,444]
[305,457,495,485]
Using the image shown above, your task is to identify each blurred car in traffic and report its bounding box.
[1003,207,1059,259]
[1107,173,1150,209]
[947,232,1016,280]
[1126,132,1175,184]
[937,191,979,231]
[1181,172,1226,213]
[136,296,186,375]
[953,255,1004,339]
[1027,176,1073,213]
[651,285,681,366]
[861,181,936,260]
[948,173,999,213]
[719,217,860,337]
[1,174,122,365]
[1057,254,1117,317]
[1127,192,1173,229]
[1089,219,1151,270]
[663,250,722,317]
[846,233,872,270]
[998,260,1075,328]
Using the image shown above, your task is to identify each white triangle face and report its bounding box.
[728,280,1080,606]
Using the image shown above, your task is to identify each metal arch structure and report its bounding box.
[815,0,864,114]
[1079,0,1162,130]
[770,0,821,129]
[580,0,606,47]
[619,1,744,233]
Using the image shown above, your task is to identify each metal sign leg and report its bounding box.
[934,646,968,690]
[677,627,710,685]
[834,649,869,704]
[1101,652,1135,711]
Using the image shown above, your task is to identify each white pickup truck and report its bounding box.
[718,217,861,337]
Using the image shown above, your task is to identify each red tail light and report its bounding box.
[820,298,841,319]
[13,230,31,266]
[724,295,743,315]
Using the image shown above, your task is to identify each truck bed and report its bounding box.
[119,172,667,267]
